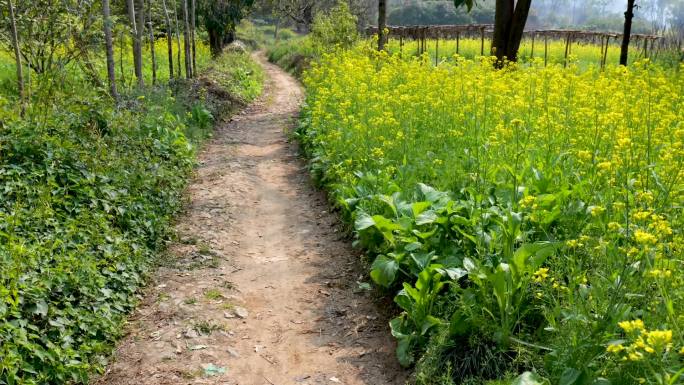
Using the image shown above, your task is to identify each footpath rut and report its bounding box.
[95,54,406,385]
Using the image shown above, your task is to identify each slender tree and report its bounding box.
[190,0,197,75]
[161,0,175,79]
[120,30,127,85]
[102,0,118,99]
[7,0,24,110]
[148,0,157,84]
[274,0,282,41]
[173,0,182,78]
[378,0,387,51]
[620,0,636,66]
[127,0,144,86]
[136,0,146,85]
[182,0,192,78]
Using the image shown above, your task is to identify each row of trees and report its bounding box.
[0,0,254,104]
[251,0,376,33]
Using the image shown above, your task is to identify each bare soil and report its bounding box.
[93,54,407,385]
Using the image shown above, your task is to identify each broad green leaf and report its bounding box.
[415,210,438,225]
[559,368,584,385]
[436,267,467,281]
[377,194,398,217]
[449,311,471,335]
[390,315,411,337]
[410,252,435,272]
[413,227,438,240]
[32,300,48,317]
[394,290,413,312]
[354,213,375,230]
[402,282,421,302]
[512,372,546,385]
[418,183,447,203]
[404,242,422,252]
[372,215,404,241]
[491,263,512,312]
[370,255,399,287]
[512,242,558,274]
[463,257,477,272]
[420,315,443,335]
[411,201,432,217]
[396,336,414,367]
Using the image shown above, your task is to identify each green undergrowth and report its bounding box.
[203,50,264,104]
[0,50,262,384]
[267,36,316,78]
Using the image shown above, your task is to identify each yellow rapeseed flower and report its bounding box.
[618,319,645,333]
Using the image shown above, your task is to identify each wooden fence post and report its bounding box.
[564,33,571,67]
[602,36,610,69]
[416,29,420,56]
[642,37,648,58]
[544,34,548,66]
[399,35,403,59]
[531,33,535,58]
[480,27,485,56]
[456,31,460,55]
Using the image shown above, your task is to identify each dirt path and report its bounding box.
[95,54,407,385]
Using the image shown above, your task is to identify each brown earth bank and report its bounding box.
[92,53,408,385]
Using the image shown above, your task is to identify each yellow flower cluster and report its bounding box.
[608,320,674,361]
[533,267,549,283]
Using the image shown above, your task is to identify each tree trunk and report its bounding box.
[190,0,196,74]
[274,17,280,41]
[7,0,25,110]
[491,0,513,61]
[136,0,146,86]
[224,29,236,45]
[182,0,192,79]
[491,0,533,66]
[172,0,182,78]
[161,0,174,79]
[620,0,636,66]
[148,0,157,85]
[127,0,144,87]
[378,0,387,51]
[208,28,224,57]
[506,0,532,61]
[102,0,118,99]
[120,30,127,85]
